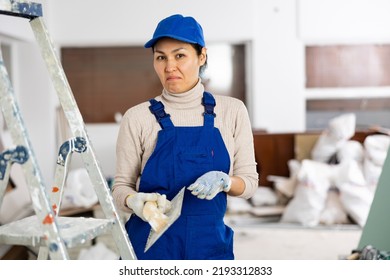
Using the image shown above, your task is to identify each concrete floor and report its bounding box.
[67,211,362,260]
[76,224,361,260]
[8,207,360,260]
[230,222,362,260]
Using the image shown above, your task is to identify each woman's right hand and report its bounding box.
[126,192,172,221]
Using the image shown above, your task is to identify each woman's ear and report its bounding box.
[200,47,207,65]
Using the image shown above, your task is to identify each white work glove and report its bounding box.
[157,194,172,213]
[126,192,172,221]
[187,171,231,200]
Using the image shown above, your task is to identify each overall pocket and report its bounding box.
[174,146,213,188]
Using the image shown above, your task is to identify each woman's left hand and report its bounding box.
[187,171,231,200]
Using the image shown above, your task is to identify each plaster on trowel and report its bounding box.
[144,187,186,252]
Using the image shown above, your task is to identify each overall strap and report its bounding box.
[149,99,174,129]
[202,91,216,127]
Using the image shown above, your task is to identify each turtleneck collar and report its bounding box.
[161,79,204,109]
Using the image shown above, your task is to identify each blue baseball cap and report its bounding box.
[144,14,205,48]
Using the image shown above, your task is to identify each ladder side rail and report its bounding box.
[49,137,87,216]
[80,147,137,259]
[38,137,83,260]
[0,49,69,259]
[49,140,72,217]
[0,153,12,210]
[29,17,137,260]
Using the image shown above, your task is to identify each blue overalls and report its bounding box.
[125,92,234,260]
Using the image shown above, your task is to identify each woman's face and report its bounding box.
[153,38,206,94]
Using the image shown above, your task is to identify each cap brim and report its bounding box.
[144,34,202,48]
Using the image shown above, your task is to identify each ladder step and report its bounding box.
[0,215,114,248]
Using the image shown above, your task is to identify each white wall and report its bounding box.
[16,40,58,185]
[2,0,390,182]
[0,12,36,42]
[48,0,255,46]
[299,0,390,44]
[251,0,305,131]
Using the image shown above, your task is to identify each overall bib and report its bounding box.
[125,92,234,260]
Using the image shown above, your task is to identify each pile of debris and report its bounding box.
[226,113,390,229]
[278,113,390,227]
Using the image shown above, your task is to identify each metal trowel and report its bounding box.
[144,187,186,252]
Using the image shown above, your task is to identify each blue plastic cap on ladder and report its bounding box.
[0,1,43,19]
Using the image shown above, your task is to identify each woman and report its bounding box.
[112,14,258,260]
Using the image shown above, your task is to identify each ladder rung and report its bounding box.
[0,215,114,248]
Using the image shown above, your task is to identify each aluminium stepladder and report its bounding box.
[0,1,136,260]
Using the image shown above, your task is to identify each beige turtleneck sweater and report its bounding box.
[112,80,258,212]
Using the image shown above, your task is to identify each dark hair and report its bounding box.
[191,43,208,77]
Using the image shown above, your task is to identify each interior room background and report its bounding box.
[1,0,390,185]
